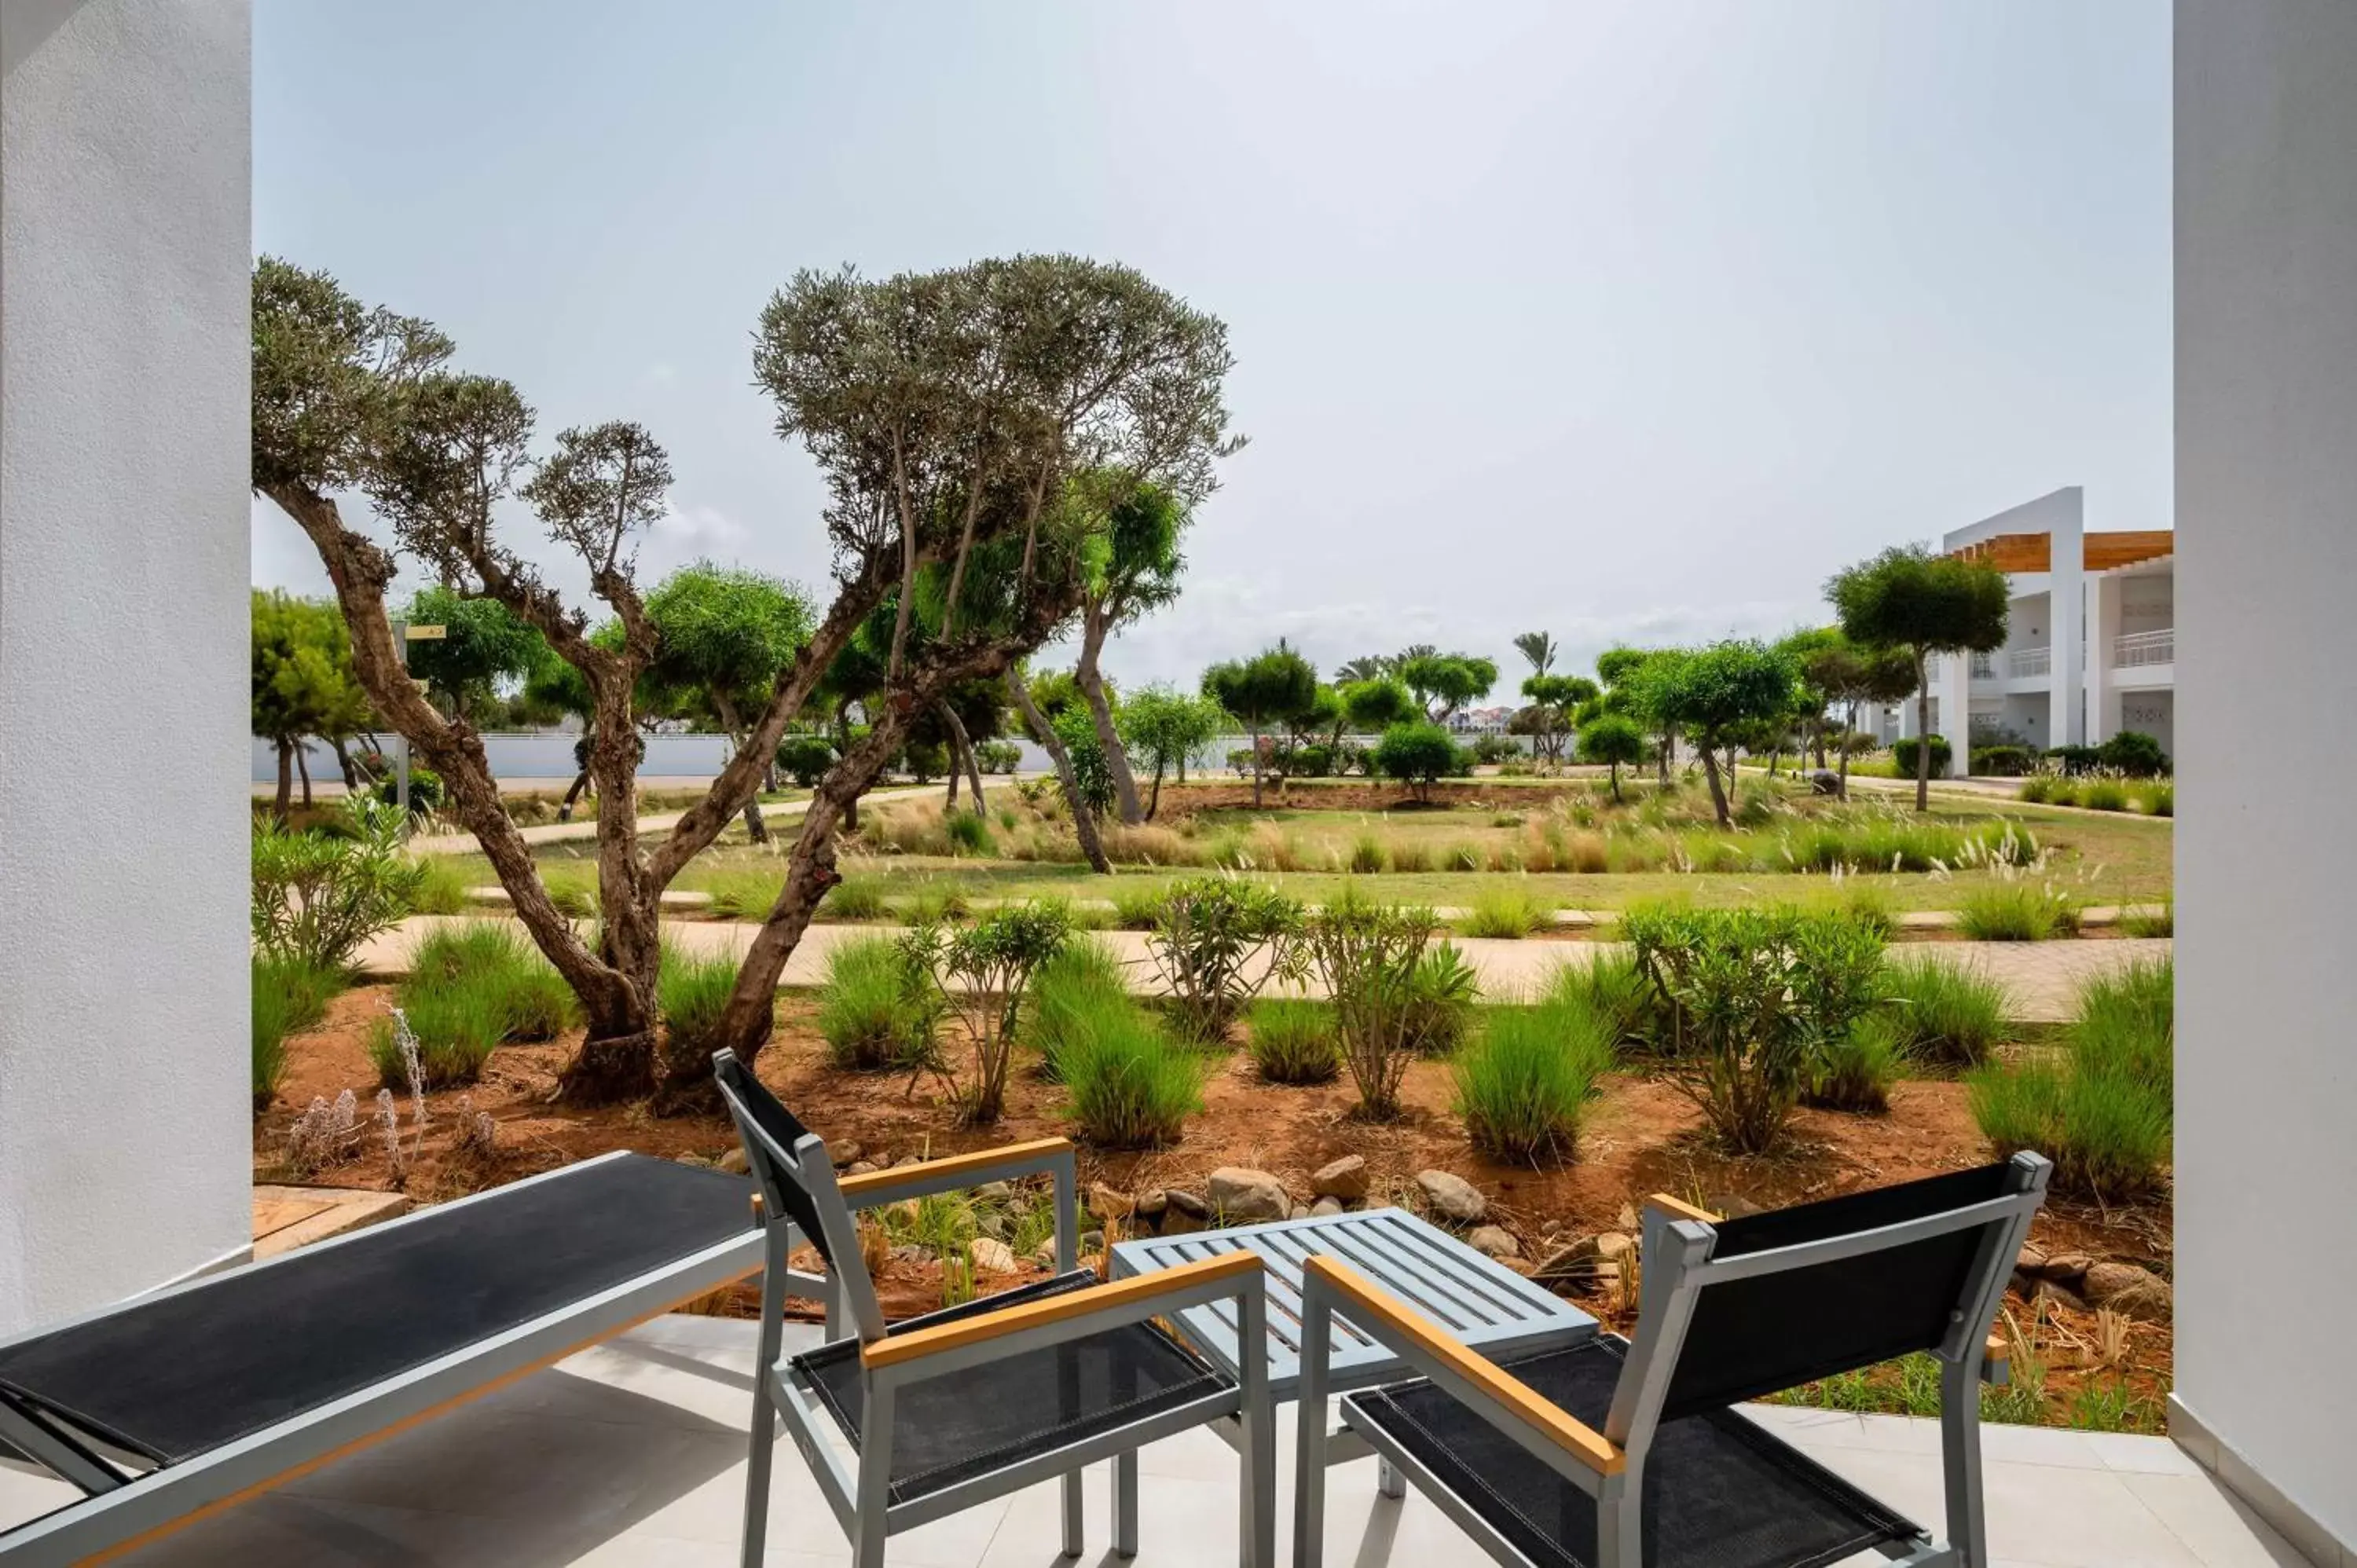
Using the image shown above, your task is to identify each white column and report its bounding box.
[1,0,255,1334]
[2050,493,2088,746]
[2087,573,2124,745]
[1938,646,1972,776]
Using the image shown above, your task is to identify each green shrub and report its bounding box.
[2096,730,2167,777]
[1402,941,1481,1054]
[252,955,344,1109]
[1058,998,1205,1149]
[403,921,577,1043]
[375,764,444,817]
[1550,951,1658,1053]
[1890,735,1952,777]
[944,809,996,856]
[1970,958,2172,1200]
[1453,989,1615,1163]
[656,943,740,1067]
[1109,881,1168,930]
[894,885,973,925]
[542,867,598,919]
[1457,885,1554,940]
[904,903,1072,1125]
[2077,779,2130,812]
[1879,953,2009,1066]
[1371,722,1464,803]
[1145,877,1304,1044]
[2121,899,2174,939]
[2045,744,2102,775]
[702,868,785,922]
[1247,998,1341,1084]
[1301,895,1440,1119]
[1347,833,1387,874]
[408,856,474,916]
[1623,906,1886,1152]
[822,875,889,921]
[1836,883,1899,940]
[1808,1012,1911,1113]
[2017,775,2063,805]
[1444,841,1485,874]
[1970,744,2036,777]
[2134,779,2174,817]
[976,738,1023,774]
[817,936,944,1071]
[253,796,424,969]
[775,732,837,788]
[1028,937,1134,1080]
[1955,881,2078,941]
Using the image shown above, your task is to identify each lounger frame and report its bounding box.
[0,1150,762,1568]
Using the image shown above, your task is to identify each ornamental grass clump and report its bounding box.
[1956,880,2078,941]
[1970,957,2172,1201]
[1551,951,1660,1053]
[1028,937,1133,1081]
[252,954,345,1110]
[374,921,575,1087]
[816,935,944,1071]
[1402,941,1481,1054]
[1453,987,1615,1163]
[1879,953,2009,1066]
[1457,885,1554,940]
[1622,905,1886,1153]
[653,944,741,1080]
[1144,876,1304,1044]
[1055,995,1205,1149]
[1246,998,1341,1084]
[1301,892,1438,1119]
[1807,1012,1912,1114]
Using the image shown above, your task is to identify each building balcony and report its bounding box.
[2007,647,2051,679]
[2115,627,2175,668]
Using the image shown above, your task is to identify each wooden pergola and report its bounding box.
[1948,529,2174,573]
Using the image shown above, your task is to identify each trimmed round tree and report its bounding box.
[1202,643,1318,807]
[1646,639,1800,826]
[1372,720,1463,804]
[1825,545,2010,810]
[1575,712,1648,800]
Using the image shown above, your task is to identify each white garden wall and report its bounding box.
[0,0,253,1334]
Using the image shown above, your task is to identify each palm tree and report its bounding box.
[1512,631,1558,678]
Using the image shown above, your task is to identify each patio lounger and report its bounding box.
[1293,1153,2051,1568]
[0,1150,761,1567]
[713,1049,1275,1568]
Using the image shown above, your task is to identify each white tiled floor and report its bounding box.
[0,1316,2313,1567]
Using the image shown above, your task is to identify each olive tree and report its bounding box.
[1516,672,1597,768]
[1118,684,1222,817]
[641,562,812,842]
[255,253,1236,1106]
[1341,676,1417,734]
[1071,478,1197,824]
[1575,711,1648,800]
[1794,628,1918,799]
[1825,545,2009,810]
[1397,650,1497,724]
[1643,639,1799,826]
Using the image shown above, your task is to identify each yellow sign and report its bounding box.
[405,625,447,640]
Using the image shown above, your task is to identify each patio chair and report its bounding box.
[0,1151,762,1567]
[1293,1152,2051,1568]
[713,1049,1276,1568]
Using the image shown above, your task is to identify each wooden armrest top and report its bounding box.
[861,1251,1259,1369]
[1303,1255,1623,1476]
[835,1138,1075,1201]
[1984,1332,2009,1364]
[1644,1192,1720,1225]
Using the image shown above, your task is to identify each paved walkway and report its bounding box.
[1,1313,2297,1566]
[408,786,934,856]
[360,915,2170,1024]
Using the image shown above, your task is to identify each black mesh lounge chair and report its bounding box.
[1292,1153,2052,1568]
[713,1049,1276,1568]
[0,1151,761,1566]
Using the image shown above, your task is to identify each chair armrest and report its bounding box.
[1643,1192,1719,1225]
[861,1251,1259,1378]
[836,1138,1076,1208]
[1981,1332,2010,1386]
[1302,1256,1623,1478]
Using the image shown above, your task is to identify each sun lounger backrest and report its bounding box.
[1655,1157,2044,1421]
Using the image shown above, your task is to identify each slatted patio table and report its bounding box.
[1108,1206,1598,1533]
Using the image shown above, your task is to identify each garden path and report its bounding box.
[357,918,2171,1025]
[406,786,936,855]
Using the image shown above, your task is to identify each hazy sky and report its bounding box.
[251,1,2171,693]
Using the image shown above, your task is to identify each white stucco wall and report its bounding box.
[2176,0,2357,1554]
[0,0,252,1333]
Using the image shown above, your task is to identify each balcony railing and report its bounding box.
[1969,651,1996,680]
[2008,647,2051,679]
[2115,627,2175,668]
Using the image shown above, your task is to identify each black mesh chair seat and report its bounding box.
[793,1271,1233,1507]
[1348,1337,1919,1568]
[0,1155,753,1466]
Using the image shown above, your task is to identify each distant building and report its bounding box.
[1865,487,2174,772]
[1446,705,1516,736]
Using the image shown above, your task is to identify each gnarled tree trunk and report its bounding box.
[1076,614,1142,824]
[1009,669,1109,873]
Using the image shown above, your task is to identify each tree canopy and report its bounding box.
[252,590,372,815]
[1202,642,1318,805]
[1398,650,1497,722]
[1644,639,1798,824]
[1826,544,2009,808]
[400,587,541,719]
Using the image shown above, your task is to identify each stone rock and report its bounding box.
[831,1141,864,1169]
[1809,769,1842,797]
[845,1160,882,1176]
[1310,1197,1346,1218]
[889,1244,930,1266]
[2033,1279,2090,1313]
[1592,1232,1637,1266]
[1292,1204,1314,1222]
[1032,1238,1061,1266]
[2040,1251,2094,1280]
[974,1181,1014,1203]
[716,1147,750,1175]
[1208,1167,1292,1224]
[1417,1170,1486,1224]
[1615,1203,1640,1233]
[2016,1244,2049,1277]
[1134,1189,1169,1219]
[1167,1189,1210,1219]
[1311,1156,1370,1202]
[1091,1183,1136,1221]
[893,1154,925,1169]
[1706,1193,1765,1221]
[1467,1226,1520,1260]
[1497,1257,1536,1277]
[674,1152,717,1169]
[1532,1233,1633,1284]
[969,1237,1018,1274]
[2082,1262,2173,1319]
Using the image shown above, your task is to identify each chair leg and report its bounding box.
[1061,1468,1084,1559]
[740,1368,777,1568]
[1240,1400,1274,1568]
[1376,1457,1406,1500]
[1941,1354,1989,1568]
[1113,1450,1140,1558]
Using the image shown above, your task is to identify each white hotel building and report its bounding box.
[1878,486,2175,774]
